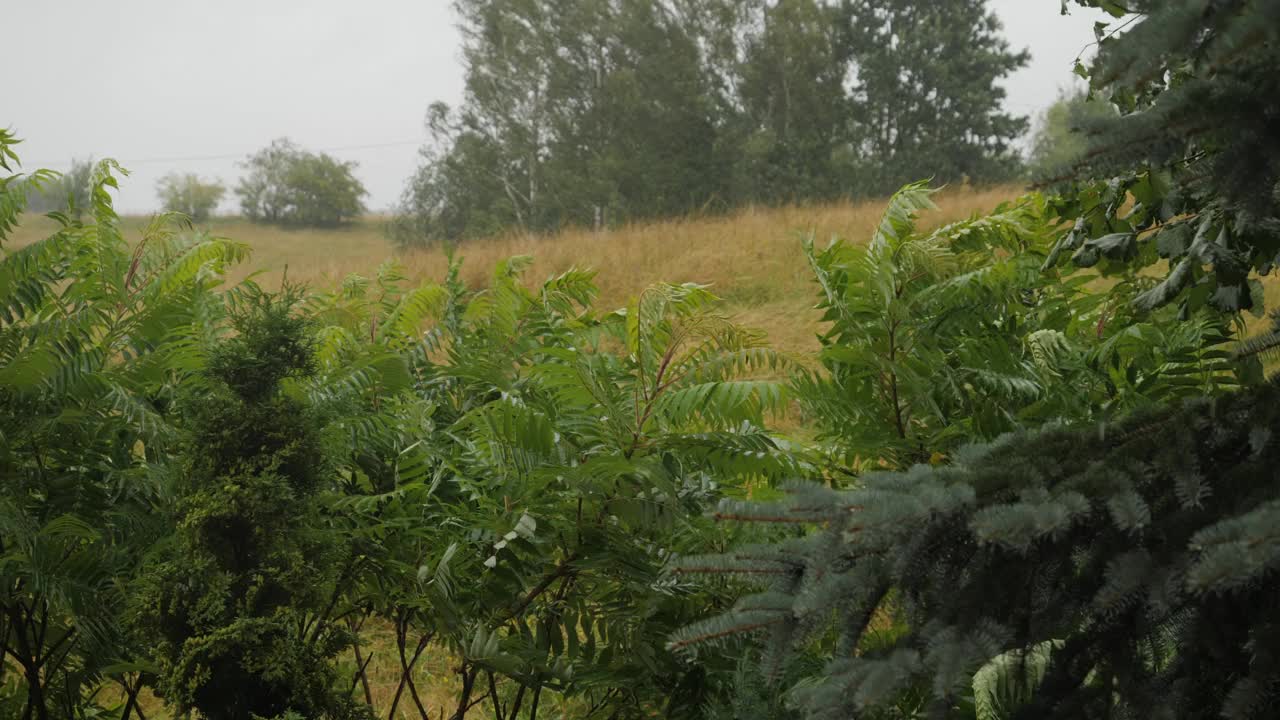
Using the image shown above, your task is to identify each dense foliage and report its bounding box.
[311,254,800,720]
[675,2,1280,719]
[390,0,1028,246]
[797,182,1248,471]
[5,2,1279,718]
[1,132,250,718]
[133,288,368,720]
[2,132,795,718]
[677,375,1280,719]
[673,189,1269,720]
[236,138,368,228]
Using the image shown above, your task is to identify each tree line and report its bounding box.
[21,140,368,227]
[390,0,1030,246]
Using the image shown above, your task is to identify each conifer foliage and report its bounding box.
[1041,0,1280,314]
[675,376,1280,720]
[133,288,366,720]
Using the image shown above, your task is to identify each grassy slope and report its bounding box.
[8,184,1020,360]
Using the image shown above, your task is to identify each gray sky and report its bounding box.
[7,1,1106,214]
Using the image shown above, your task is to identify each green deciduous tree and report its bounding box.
[237,138,368,227]
[156,171,226,222]
[1026,89,1118,179]
[393,0,726,246]
[20,156,94,219]
[302,253,801,719]
[733,0,853,202]
[797,182,1247,471]
[394,0,1031,245]
[837,0,1029,193]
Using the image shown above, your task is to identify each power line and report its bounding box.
[25,138,424,169]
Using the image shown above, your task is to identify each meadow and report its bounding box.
[10,184,1019,360]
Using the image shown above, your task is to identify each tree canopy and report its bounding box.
[236,138,368,227]
[390,0,1029,246]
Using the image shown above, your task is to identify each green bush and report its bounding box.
[795,182,1245,470]
[1,133,250,718]
[134,287,366,720]
[236,138,367,227]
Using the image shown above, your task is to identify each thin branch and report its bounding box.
[667,617,787,650]
[501,554,577,623]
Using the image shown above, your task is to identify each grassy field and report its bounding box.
[8,184,1021,360]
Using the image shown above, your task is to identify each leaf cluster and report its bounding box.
[798,181,1250,470]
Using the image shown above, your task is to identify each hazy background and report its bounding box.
[6,0,1104,213]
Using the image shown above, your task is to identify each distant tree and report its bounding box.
[388,103,512,248]
[396,0,1031,244]
[155,172,226,221]
[733,0,854,202]
[1026,89,1118,180]
[23,156,93,218]
[392,0,724,247]
[837,0,1030,193]
[547,0,727,226]
[236,139,367,227]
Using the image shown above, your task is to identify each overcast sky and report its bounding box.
[7,1,1107,214]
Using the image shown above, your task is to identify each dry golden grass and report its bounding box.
[396,185,1020,357]
[7,184,1020,360]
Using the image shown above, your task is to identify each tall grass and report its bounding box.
[9,184,1020,358]
[13,185,1277,360]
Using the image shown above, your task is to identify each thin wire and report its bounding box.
[25,138,423,168]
